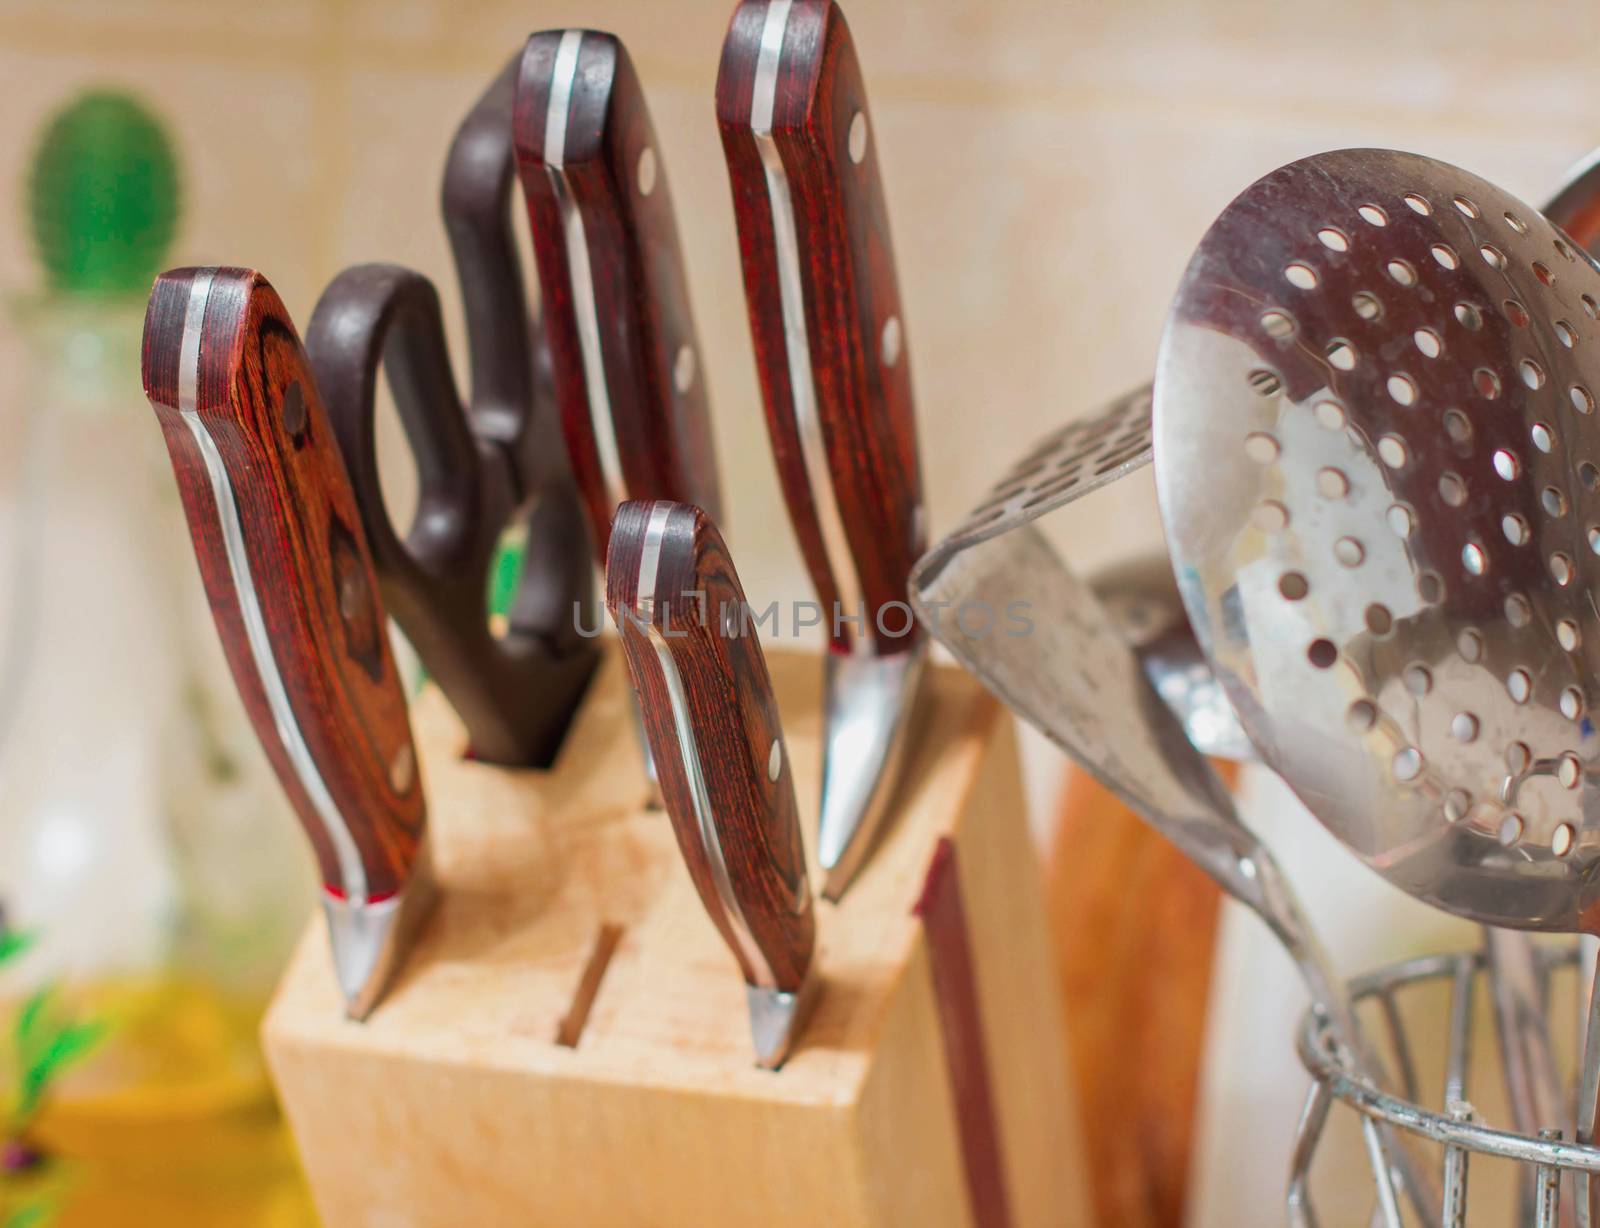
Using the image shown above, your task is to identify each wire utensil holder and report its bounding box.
[1293,944,1596,1226]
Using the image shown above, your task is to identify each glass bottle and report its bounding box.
[0,295,317,1228]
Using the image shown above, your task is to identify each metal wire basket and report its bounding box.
[1292,944,1597,1226]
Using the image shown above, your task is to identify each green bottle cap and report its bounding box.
[28,91,180,296]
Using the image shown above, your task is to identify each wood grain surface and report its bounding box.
[264,649,1091,1226]
[915,837,1015,1228]
[605,500,814,991]
[716,0,923,656]
[1047,763,1230,1228]
[1548,181,1600,256]
[142,267,425,900]
[515,30,723,558]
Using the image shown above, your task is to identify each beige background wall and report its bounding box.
[8,0,1600,602]
[5,1,1600,1221]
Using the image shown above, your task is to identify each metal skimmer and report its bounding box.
[1093,553,1254,763]
[910,386,1439,1224]
[1154,147,1600,1216]
[1105,502,1565,1218]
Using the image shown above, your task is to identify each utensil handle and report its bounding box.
[1486,927,1568,1125]
[605,500,814,992]
[1544,160,1600,255]
[1487,925,1574,1227]
[143,267,425,903]
[1576,943,1600,1227]
[515,30,722,558]
[717,0,923,655]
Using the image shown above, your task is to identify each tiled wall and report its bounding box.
[6,1,1599,1222]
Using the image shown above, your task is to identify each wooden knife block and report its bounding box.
[261,644,1089,1227]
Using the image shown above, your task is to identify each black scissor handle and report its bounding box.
[312,266,486,593]
[441,56,554,482]
[306,60,596,767]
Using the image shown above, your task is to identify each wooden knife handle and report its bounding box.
[605,500,814,992]
[1546,167,1600,257]
[515,30,723,559]
[716,0,923,655]
[142,267,425,902]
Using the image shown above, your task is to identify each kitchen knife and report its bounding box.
[606,500,816,1068]
[514,29,724,791]
[513,28,723,553]
[143,266,433,1020]
[716,0,926,900]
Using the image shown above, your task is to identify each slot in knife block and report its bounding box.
[262,644,1089,1227]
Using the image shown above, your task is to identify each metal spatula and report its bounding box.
[1153,146,1600,1216]
[1093,553,1254,763]
[911,386,1438,1224]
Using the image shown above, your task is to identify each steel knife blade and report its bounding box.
[716,0,926,899]
[606,499,816,1068]
[143,266,434,1020]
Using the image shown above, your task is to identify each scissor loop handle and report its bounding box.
[305,58,596,766]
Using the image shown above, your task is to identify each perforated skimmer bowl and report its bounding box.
[1153,150,1600,1188]
[1156,148,1600,942]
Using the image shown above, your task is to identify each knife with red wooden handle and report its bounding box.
[514,29,723,558]
[716,0,926,899]
[606,500,816,1068]
[514,29,723,792]
[143,266,434,1020]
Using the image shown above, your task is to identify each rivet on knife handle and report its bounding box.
[717,0,926,899]
[514,29,724,555]
[143,267,434,1020]
[606,500,816,1068]
[515,28,723,796]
